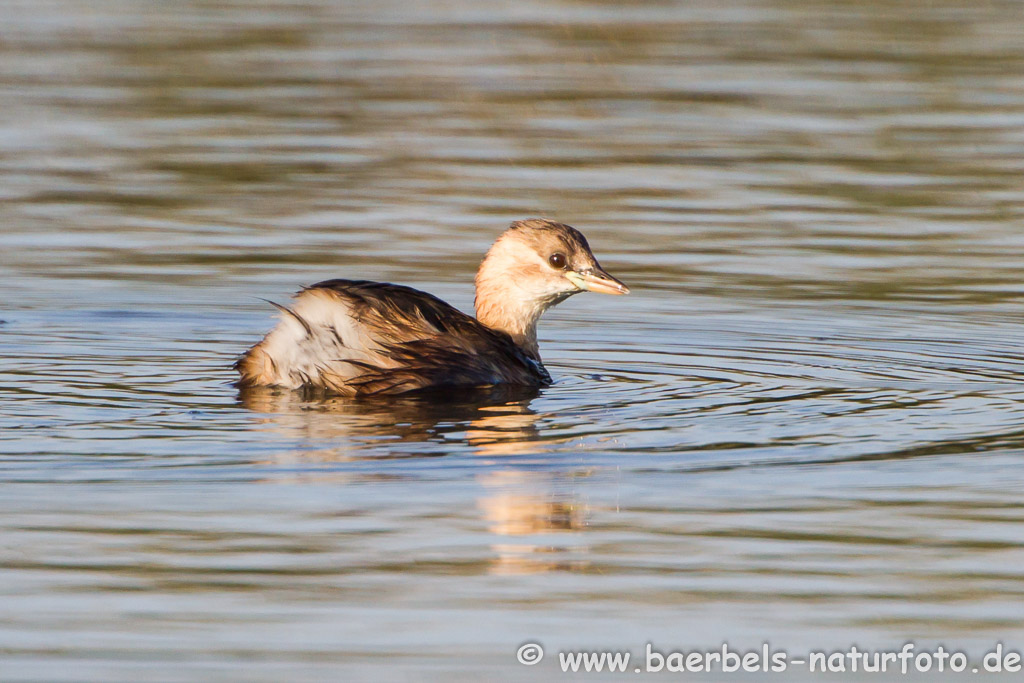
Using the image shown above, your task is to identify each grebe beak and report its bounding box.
[566,266,630,295]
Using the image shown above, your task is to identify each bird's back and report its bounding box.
[236,279,551,396]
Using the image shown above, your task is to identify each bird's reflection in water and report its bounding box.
[477,470,590,575]
[237,384,543,456]
[239,385,592,574]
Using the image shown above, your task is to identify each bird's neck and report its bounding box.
[474,236,577,360]
[474,255,548,359]
[475,291,543,359]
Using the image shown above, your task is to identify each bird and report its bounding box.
[236,218,629,396]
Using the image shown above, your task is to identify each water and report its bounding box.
[3,0,1024,679]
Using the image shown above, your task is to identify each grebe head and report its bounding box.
[474,219,629,358]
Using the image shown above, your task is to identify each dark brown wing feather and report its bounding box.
[296,279,550,396]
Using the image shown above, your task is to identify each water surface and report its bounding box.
[3,0,1024,679]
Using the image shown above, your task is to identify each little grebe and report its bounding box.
[236,219,629,396]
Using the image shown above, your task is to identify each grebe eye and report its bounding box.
[549,252,567,269]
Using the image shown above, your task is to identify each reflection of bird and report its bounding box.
[237,383,541,447]
[236,219,629,396]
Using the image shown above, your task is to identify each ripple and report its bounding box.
[4,0,1024,676]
